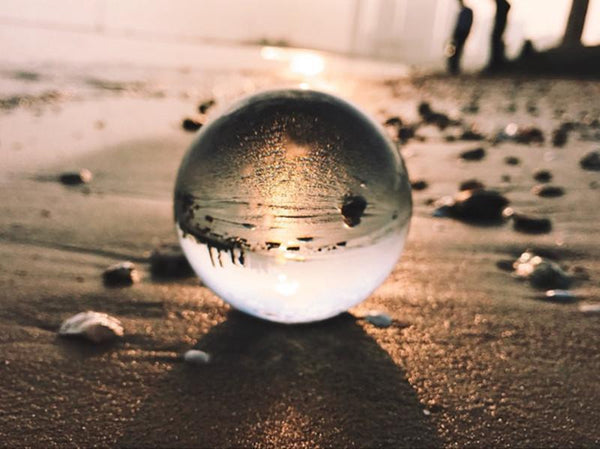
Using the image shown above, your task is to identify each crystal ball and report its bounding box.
[174,89,412,323]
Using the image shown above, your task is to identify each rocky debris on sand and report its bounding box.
[59,311,124,343]
[341,195,367,227]
[515,126,544,144]
[435,189,509,222]
[460,147,486,161]
[580,151,600,171]
[183,349,211,365]
[198,99,216,114]
[532,185,565,198]
[459,179,485,191]
[365,311,393,328]
[397,124,417,143]
[418,102,452,130]
[384,116,403,127]
[59,169,93,185]
[103,261,140,286]
[579,303,600,314]
[544,290,575,302]
[459,126,486,141]
[150,244,194,279]
[552,126,569,147]
[513,250,572,290]
[507,211,552,234]
[504,156,520,166]
[495,123,544,144]
[182,117,202,132]
[533,169,552,183]
[410,179,429,191]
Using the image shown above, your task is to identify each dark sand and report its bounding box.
[1,64,599,448]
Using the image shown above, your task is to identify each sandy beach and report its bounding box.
[1,25,600,448]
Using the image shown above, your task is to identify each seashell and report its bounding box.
[365,311,393,328]
[59,311,124,343]
[183,349,211,365]
[103,261,140,286]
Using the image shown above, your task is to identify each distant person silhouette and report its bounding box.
[447,0,473,75]
[487,0,511,71]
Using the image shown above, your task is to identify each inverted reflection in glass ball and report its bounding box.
[174,89,412,323]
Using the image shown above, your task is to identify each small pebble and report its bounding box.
[411,179,429,191]
[504,156,520,166]
[184,349,211,365]
[198,99,216,114]
[515,126,544,144]
[182,117,202,132]
[448,189,509,222]
[59,169,93,185]
[532,185,565,198]
[384,116,403,127]
[579,303,600,314]
[460,147,486,161]
[459,128,485,141]
[365,312,393,328]
[533,169,552,183]
[59,311,124,343]
[551,127,568,147]
[580,151,600,171]
[512,213,552,234]
[544,290,575,302]
[103,261,140,286]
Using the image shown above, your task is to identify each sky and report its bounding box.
[0,0,598,68]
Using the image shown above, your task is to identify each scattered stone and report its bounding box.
[460,147,486,161]
[580,151,600,171]
[544,289,575,302]
[182,117,202,132]
[102,261,140,286]
[365,312,393,328]
[551,126,568,147]
[397,125,417,143]
[150,244,194,279]
[501,174,511,183]
[513,250,572,290]
[532,185,565,198]
[459,179,485,191]
[198,99,216,114]
[341,195,367,227]
[444,189,509,222]
[59,311,124,343]
[418,102,451,129]
[460,127,486,141]
[511,213,552,234]
[59,169,93,185]
[183,349,211,365]
[384,116,403,127]
[579,303,600,314]
[515,126,544,144]
[533,169,552,183]
[504,156,520,166]
[410,179,429,191]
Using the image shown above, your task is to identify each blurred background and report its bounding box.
[2,0,599,70]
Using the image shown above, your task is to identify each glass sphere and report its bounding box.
[174,89,412,323]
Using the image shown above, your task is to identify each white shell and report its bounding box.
[545,290,575,301]
[365,311,393,328]
[579,303,600,314]
[59,311,124,343]
[183,349,211,365]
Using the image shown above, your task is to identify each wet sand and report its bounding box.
[1,54,600,448]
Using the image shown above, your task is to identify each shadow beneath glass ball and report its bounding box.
[118,310,442,448]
